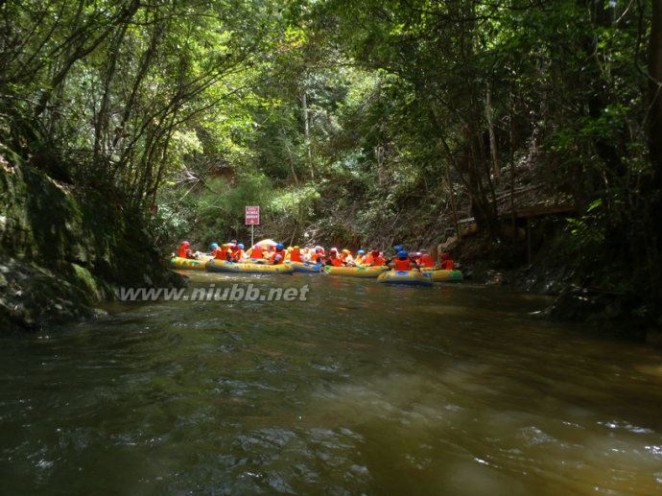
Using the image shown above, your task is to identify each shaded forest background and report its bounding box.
[1,0,661,327]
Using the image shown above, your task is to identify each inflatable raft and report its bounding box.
[421,269,464,282]
[206,260,294,274]
[324,265,389,278]
[377,270,433,286]
[170,256,210,271]
[286,261,323,273]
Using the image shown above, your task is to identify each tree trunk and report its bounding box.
[485,82,500,182]
[301,91,315,181]
[94,22,129,163]
[645,0,662,306]
[649,0,662,171]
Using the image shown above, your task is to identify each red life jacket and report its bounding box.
[178,246,188,258]
[394,258,411,271]
[419,254,435,268]
[441,259,454,270]
[290,249,302,262]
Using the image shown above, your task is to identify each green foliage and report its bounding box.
[190,172,274,244]
[566,200,606,260]
[0,0,286,204]
[270,185,320,217]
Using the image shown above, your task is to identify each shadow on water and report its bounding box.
[1,273,662,495]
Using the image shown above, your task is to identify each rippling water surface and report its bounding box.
[1,272,662,495]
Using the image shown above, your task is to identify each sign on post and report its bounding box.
[245,206,260,248]
[245,206,260,225]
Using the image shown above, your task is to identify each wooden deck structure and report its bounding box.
[455,185,576,262]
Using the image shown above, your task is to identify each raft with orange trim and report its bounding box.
[377,270,433,286]
[170,256,210,271]
[206,259,294,274]
[324,265,389,278]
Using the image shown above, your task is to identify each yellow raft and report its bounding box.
[206,259,294,274]
[421,269,464,282]
[377,270,433,286]
[324,265,389,278]
[170,256,210,271]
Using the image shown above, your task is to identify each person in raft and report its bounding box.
[386,244,404,265]
[439,252,454,270]
[311,246,326,264]
[178,241,197,259]
[325,248,343,266]
[270,243,287,264]
[340,249,355,266]
[231,243,246,262]
[288,245,303,263]
[417,249,435,268]
[363,249,385,266]
[209,242,220,258]
[300,246,313,262]
[390,250,418,271]
[214,243,232,261]
[248,243,265,260]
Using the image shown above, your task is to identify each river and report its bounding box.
[1,272,662,495]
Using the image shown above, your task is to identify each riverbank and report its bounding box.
[0,160,183,332]
[449,232,662,345]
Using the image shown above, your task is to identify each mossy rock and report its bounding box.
[0,159,182,331]
[70,263,102,300]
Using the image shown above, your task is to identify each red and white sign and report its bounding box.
[245,206,260,225]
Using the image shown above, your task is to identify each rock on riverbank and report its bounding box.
[0,159,182,332]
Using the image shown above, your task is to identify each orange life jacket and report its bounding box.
[271,249,286,264]
[372,255,386,266]
[289,249,302,262]
[178,246,189,258]
[441,259,454,270]
[215,248,229,260]
[250,246,264,259]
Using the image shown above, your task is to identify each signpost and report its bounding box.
[245,206,260,247]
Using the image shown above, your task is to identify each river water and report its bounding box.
[1,272,662,495]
